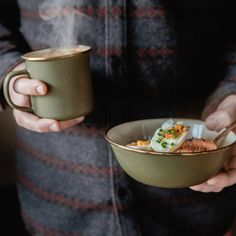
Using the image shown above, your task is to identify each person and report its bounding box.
[1,0,236,235]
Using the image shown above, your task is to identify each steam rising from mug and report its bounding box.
[39,0,88,47]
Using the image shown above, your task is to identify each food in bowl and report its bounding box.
[127,119,217,153]
[126,140,152,151]
[176,138,217,153]
[105,118,236,188]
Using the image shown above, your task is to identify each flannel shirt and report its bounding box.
[0,1,236,235]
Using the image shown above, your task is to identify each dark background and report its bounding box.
[0,0,29,234]
[0,108,30,236]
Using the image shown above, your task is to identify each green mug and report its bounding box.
[3,45,94,121]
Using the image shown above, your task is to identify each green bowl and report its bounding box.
[105,118,236,188]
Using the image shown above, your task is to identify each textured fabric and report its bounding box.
[0,0,236,236]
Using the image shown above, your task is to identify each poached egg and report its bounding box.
[151,119,190,152]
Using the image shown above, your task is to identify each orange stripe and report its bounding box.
[226,76,236,81]
[137,48,177,58]
[18,173,128,212]
[22,209,83,236]
[29,45,176,58]
[21,6,166,19]
[17,140,124,177]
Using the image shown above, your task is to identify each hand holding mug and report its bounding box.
[4,45,93,132]
[8,62,85,132]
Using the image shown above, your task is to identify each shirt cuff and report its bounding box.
[201,78,236,119]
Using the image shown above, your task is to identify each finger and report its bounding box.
[13,78,47,96]
[9,76,30,107]
[226,154,236,169]
[58,116,85,130]
[205,95,236,131]
[190,168,236,193]
[218,94,236,113]
[205,110,232,131]
[9,77,47,107]
[204,169,236,189]
[190,183,223,193]
[13,109,60,133]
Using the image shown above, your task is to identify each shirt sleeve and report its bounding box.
[201,69,236,119]
[0,1,31,111]
[202,8,236,119]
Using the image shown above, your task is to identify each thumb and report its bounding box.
[205,95,236,131]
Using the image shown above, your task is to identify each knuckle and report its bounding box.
[198,187,208,193]
[219,110,231,122]
[35,127,43,133]
[13,112,21,125]
[213,187,223,193]
[54,127,61,132]
[36,124,48,133]
[217,177,228,188]
[13,110,25,128]
[13,77,37,95]
[14,95,29,107]
[9,76,20,91]
[12,77,25,92]
[15,117,21,126]
[36,128,45,133]
[50,123,61,132]
[226,94,236,103]
[216,111,232,128]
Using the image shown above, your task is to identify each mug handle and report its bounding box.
[3,70,33,113]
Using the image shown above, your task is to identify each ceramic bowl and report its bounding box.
[105,118,236,188]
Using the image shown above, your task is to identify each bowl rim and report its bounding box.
[105,118,236,156]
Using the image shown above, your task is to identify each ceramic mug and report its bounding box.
[3,45,94,120]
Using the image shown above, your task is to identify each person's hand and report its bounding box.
[8,63,85,132]
[190,95,236,192]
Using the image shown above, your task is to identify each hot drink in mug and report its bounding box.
[3,45,94,120]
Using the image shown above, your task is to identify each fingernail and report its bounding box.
[207,179,216,185]
[36,85,45,95]
[206,118,219,130]
[50,123,58,131]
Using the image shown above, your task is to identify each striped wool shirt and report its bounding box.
[0,0,236,235]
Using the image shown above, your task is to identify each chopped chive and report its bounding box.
[161,141,168,148]
[173,130,178,138]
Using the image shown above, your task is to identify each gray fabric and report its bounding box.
[0,1,236,236]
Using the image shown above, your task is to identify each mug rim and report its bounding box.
[22,45,92,61]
